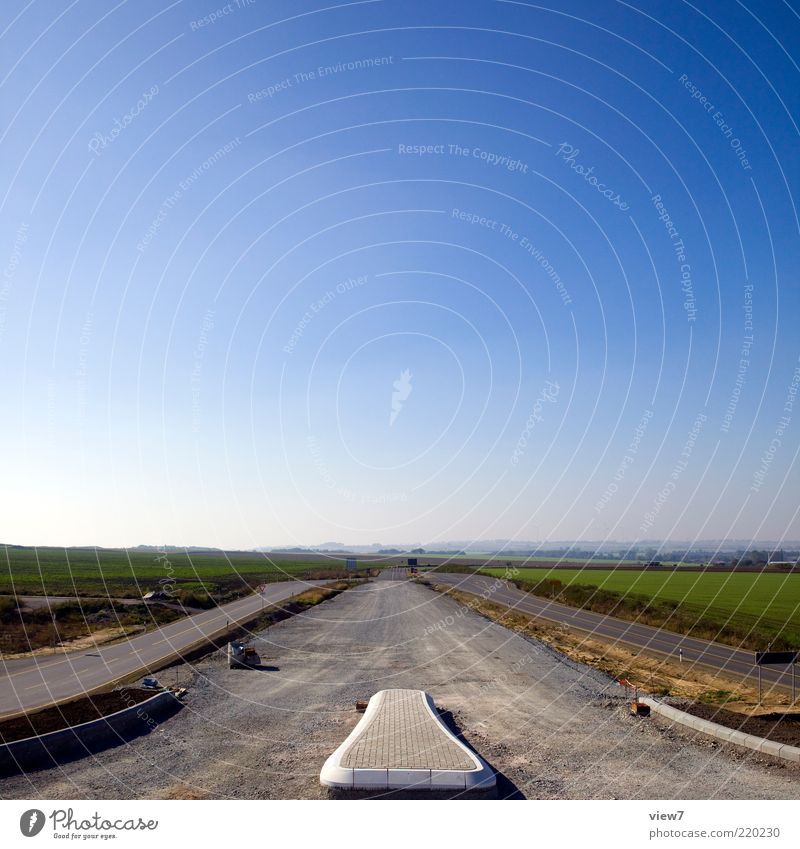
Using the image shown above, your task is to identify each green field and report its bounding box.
[435,553,685,566]
[482,567,800,624]
[451,553,638,563]
[0,546,369,601]
[482,567,800,648]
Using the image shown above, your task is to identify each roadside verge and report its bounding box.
[0,581,357,723]
[0,690,183,776]
[641,697,800,763]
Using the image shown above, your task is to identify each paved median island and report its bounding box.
[320,689,495,791]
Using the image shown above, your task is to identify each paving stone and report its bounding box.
[340,689,474,770]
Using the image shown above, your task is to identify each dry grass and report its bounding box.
[162,783,209,800]
[1,582,357,662]
[0,598,183,655]
[293,584,347,606]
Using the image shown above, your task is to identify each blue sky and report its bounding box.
[1,0,799,548]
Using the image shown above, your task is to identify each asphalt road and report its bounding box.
[0,580,325,720]
[4,578,796,800]
[428,573,798,695]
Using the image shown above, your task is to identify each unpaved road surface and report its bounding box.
[2,579,797,800]
[429,572,798,694]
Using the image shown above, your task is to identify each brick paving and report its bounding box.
[340,689,474,770]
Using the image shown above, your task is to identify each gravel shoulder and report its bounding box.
[2,579,798,800]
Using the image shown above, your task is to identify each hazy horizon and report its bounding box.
[5,537,800,554]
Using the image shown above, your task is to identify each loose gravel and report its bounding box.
[2,579,798,800]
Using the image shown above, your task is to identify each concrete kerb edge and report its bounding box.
[641,697,800,763]
[320,689,496,791]
[0,690,183,775]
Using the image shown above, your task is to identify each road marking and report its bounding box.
[0,583,319,719]
[436,578,795,690]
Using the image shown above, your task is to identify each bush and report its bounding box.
[175,589,215,609]
[0,596,18,621]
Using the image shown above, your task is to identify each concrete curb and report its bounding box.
[0,690,183,776]
[641,697,800,763]
[0,582,331,723]
[320,689,495,791]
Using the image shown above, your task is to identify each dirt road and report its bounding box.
[2,579,797,799]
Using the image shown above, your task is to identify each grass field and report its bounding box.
[425,553,687,569]
[0,546,371,601]
[482,567,800,649]
[452,553,683,565]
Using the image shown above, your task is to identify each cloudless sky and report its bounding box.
[1,0,799,549]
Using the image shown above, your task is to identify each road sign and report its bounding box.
[754,650,798,706]
[754,650,798,666]
[345,558,357,570]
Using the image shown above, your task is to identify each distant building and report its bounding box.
[768,561,799,572]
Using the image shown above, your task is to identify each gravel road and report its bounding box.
[2,579,798,800]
